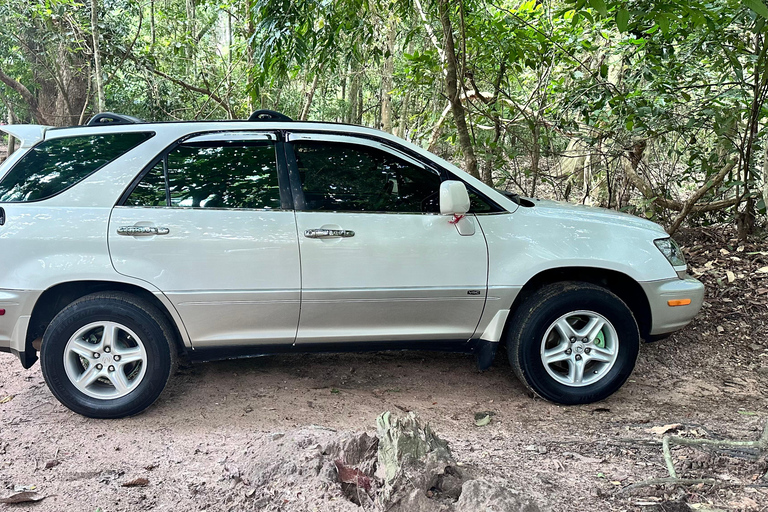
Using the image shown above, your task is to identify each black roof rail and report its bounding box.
[248,110,293,122]
[87,112,145,126]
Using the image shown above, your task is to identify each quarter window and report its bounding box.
[0,132,153,203]
[293,141,441,213]
[126,142,281,210]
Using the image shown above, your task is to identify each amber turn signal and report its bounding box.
[667,299,691,307]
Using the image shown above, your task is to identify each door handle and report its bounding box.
[304,228,355,239]
[117,226,170,236]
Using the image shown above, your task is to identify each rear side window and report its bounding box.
[0,132,154,202]
[125,142,281,210]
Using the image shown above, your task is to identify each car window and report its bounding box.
[293,141,441,213]
[0,132,153,203]
[124,163,166,207]
[126,141,281,210]
[468,190,494,213]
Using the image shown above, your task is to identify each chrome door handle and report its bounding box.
[117,226,170,236]
[304,228,355,239]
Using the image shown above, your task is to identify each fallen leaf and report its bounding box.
[757,266,768,274]
[334,460,371,492]
[648,423,683,436]
[474,414,491,427]
[719,248,730,255]
[738,410,759,416]
[121,478,149,488]
[44,460,60,469]
[727,496,759,510]
[737,245,745,252]
[0,395,14,404]
[0,492,45,504]
[727,270,735,283]
[717,325,725,333]
[474,411,494,426]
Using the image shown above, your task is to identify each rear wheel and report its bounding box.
[507,282,639,404]
[40,292,176,418]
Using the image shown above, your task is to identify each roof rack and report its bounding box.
[87,112,145,126]
[248,110,293,122]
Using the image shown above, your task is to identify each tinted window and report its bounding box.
[0,132,153,202]
[294,141,441,212]
[468,190,493,213]
[127,142,281,209]
[125,162,166,206]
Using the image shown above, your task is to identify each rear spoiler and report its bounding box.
[0,124,50,149]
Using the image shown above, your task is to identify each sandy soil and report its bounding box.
[0,228,767,511]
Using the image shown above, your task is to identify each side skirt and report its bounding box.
[188,339,496,364]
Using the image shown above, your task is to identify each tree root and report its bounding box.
[662,422,768,479]
[620,422,768,494]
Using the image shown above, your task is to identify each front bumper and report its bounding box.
[640,276,705,336]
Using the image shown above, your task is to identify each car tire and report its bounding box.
[506,282,639,405]
[40,292,177,418]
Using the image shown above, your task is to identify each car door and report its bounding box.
[108,132,301,348]
[287,133,488,345]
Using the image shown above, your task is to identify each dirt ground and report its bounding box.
[1,226,767,512]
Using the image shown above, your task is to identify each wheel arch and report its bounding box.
[507,267,652,340]
[26,281,187,364]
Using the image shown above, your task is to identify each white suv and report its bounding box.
[0,111,704,418]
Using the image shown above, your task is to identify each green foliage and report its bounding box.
[0,0,765,231]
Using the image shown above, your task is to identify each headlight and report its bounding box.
[654,238,686,267]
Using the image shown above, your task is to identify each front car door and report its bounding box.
[287,133,488,345]
[109,132,301,349]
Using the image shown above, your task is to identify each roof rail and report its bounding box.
[248,110,293,122]
[87,112,145,126]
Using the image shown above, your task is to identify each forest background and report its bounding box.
[0,0,767,237]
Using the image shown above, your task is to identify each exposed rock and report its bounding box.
[376,411,465,508]
[455,479,542,512]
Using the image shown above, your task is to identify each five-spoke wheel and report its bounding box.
[41,292,176,418]
[63,321,148,399]
[540,311,618,387]
[507,282,640,404]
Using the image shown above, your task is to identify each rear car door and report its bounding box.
[108,132,301,348]
[287,133,488,345]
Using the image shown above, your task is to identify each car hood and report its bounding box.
[526,199,668,236]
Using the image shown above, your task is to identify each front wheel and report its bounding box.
[40,292,176,418]
[507,282,640,404]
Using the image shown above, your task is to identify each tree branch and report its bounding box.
[0,67,49,125]
[134,59,231,116]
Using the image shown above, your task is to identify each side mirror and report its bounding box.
[440,181,471,215]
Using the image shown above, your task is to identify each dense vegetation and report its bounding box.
[0,0,766,236]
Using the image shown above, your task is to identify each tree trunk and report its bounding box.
[530,122,540,196]
[186,0,196,74]
[438,0,479,179]
[381,20,396,132]
[149,0,155,45]
[763,136,768,217]
[1,97,16,156]
[90,0,105,112]
[347,61,360,124]
[246,0,257,112]
[300,73,319,121]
